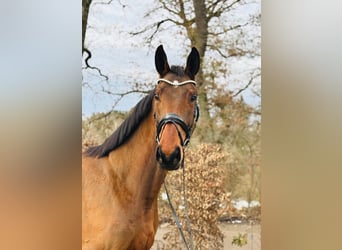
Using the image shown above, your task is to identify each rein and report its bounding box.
[164,164,194,250]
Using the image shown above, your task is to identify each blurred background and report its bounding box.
[0,0,341,250]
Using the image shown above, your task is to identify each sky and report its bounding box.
[82,0,260,118]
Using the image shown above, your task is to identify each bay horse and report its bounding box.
[82,45,200,250]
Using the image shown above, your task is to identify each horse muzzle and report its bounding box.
[156,146,182,170]
[155,113,194,170]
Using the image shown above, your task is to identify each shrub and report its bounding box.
[158,143,230,249]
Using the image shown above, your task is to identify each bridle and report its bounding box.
[155,79,199,149]
[156,113,193,147]
[156,78,197,87]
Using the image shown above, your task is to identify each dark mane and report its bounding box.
[85,91,155,158]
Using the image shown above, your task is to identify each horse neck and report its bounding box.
[108,110,166,208]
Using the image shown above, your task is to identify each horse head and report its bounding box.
[154,45,200,170]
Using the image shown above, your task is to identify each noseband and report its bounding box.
[155,79,199,148]
[156,113,193,147]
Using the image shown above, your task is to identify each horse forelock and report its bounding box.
[169,65,186,77]
[85,91,155,158]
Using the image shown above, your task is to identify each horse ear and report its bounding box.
[155,45,170,76]
[185,47,200,79]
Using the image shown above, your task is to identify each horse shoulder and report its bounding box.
[82,156,121,248]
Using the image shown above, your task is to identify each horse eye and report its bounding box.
[154,94,160,101]
[190,95,197,102]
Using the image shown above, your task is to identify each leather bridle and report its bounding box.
[155,79,199,148]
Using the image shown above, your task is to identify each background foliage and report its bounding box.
[156,144,229,249]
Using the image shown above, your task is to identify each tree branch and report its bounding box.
[210,0,241,19]
[232,70,261,97]
[159,0,180,16]
[208,45,251,58]
[87,87,152,122]
[100,85,151,97]
[130,18,182,43]
[208,22,249,36]
[207,0,226,15]
[83,47,109,81]
[92,0,114,5]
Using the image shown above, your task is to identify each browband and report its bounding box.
[157,78,197,86]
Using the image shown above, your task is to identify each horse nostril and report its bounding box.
[173,146,181,162]
[156,146,182,169]
[156,147,162,161]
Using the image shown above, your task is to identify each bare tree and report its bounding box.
[131,0,260,141]
[83,0,260,140]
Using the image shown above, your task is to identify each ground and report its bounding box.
[152,222,261,250]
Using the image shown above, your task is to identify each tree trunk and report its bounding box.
[82,0,92,53]
[191,0,213,141]
[192,0,208,58]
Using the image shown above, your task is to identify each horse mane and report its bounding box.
[85,90,155,158]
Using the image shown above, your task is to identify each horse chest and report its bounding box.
[105,210,157,250]
[126,218,157,250]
